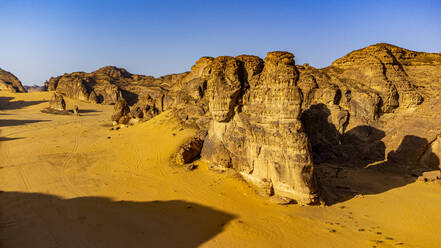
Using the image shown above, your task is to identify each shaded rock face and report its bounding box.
[174,130,207,166]
[111,99,130,124]
[0,68,26,92]
[206,56,243,122]
[48,93,66,111]
[417,135,441,170]
[201,52,319,205]
[296,43,441,167]
[44,68,124,105]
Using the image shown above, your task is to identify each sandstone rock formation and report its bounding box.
[0,68,26,92]
[41,43,441,204]
[48,93,66,111]
[200,53,319,205]
[419,135,441,170]
[24,85,45,92]
[41,93,70,115]
[111,99,131,125]
[174,130,206,166]
[296,43,440,166]
[44,66,188,107]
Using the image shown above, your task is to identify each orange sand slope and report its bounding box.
[1,92,440,248]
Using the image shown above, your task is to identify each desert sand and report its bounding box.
[1,91,441,248]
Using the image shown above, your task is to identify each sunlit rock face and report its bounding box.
[331,43,423,113]
[40,43,441,204]
[206,56,243,123]
[0,68,26,92]
[201,52,320,205]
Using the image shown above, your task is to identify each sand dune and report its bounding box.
[1,92,441,248]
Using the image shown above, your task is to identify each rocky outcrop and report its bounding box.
[24,85,45,92]
[41,93,70,115]
[174,130,207,166]
[40,43,441,204]
[177,43,441,204]
[297,43,439,166]
[200,53,319,205]
[44,68,123,105]
[0,68,26,92]
[43,66,193,108]
[111,99,130,125]
[48,93,66,111]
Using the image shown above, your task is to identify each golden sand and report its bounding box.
[1,92,440,247]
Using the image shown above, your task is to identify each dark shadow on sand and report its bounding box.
[0,96,46,111]
[78,109,102,113]
[0,119,50,128]
[0,137,23,142]
[0,191,236,248]
[302,104,440,205]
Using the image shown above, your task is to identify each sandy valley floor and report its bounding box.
[1,92,440,248]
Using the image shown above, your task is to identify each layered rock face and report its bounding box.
[0,68,26,92]
[48,93,66,111]
[111,99,131,124]
[296,43,440,165]
[44,66,184,106]
[201,53,319,204]
[39,43,441,203]
[41,93,71,115]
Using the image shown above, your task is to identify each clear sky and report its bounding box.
[1,0,440,86]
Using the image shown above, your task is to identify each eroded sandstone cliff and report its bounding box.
[0,68,26,92]
[201,53,320,204]
[41,43,441,204]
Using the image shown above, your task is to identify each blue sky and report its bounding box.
[1,0,440,86]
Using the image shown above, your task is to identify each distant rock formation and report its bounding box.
[44,66,185,106]
[0,68,26,92]
[24,85,46,92]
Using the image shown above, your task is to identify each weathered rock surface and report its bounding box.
[111,99,130,125]
[297,43,441,167]
[41,93,70,115]
[43,66,194,108]
[200,52,319,205]
[174,130,206,166]
[40,43,441,204]
[24,85,46,92]
[417,170,441,182]
[0,68,26,92]
[48,93,66,111]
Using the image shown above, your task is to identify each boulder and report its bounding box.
[48,93,66,111]
[73,105,79,115]
[417,170,441,182]
[111,99,130,124]
[174,131,206,166]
